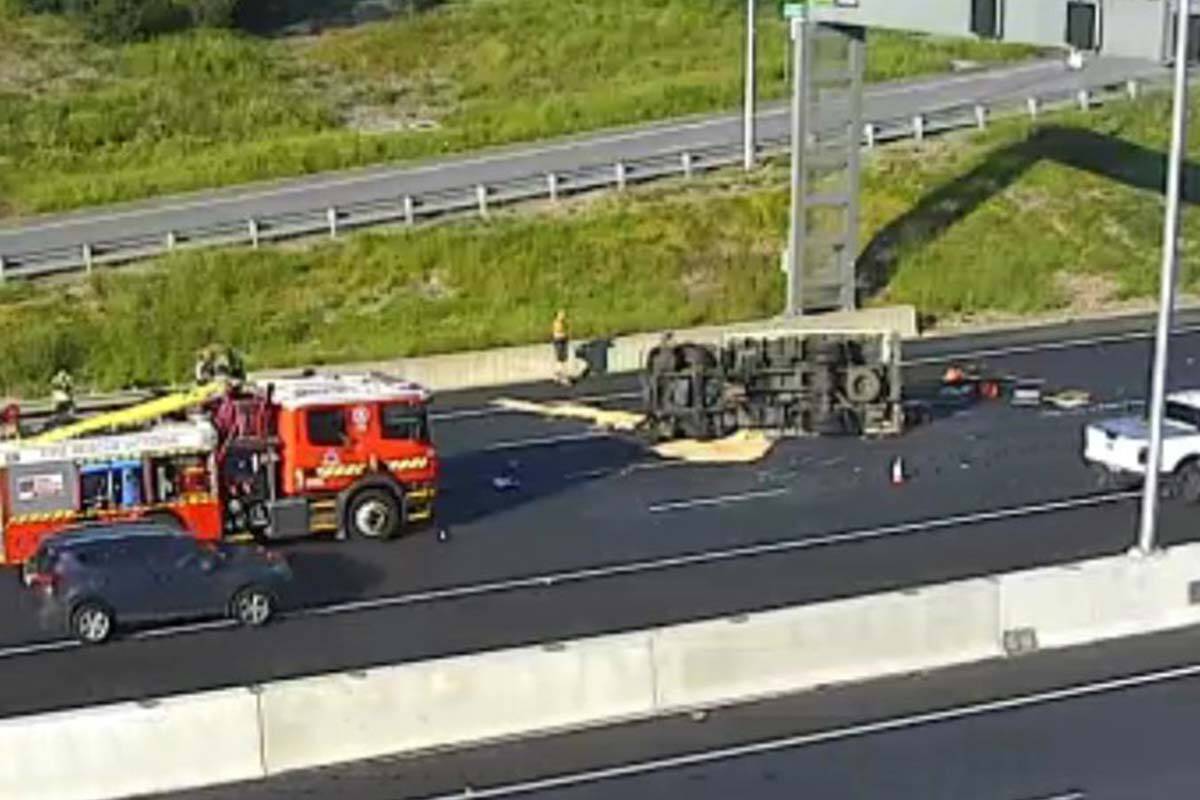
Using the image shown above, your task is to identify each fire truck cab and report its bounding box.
[218,373,438,542]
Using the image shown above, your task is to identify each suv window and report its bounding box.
[306,408,346,446]
[381,403,429,442]
[1167,402,1200,430]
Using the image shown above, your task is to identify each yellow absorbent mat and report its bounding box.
[492,398,775,463]
[492,398,646,432]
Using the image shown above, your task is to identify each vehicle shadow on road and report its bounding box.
[435,434,653,529]
[856,125,1200,306]
[274,550,389,608]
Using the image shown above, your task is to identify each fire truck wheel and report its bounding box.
[346,488,402,540]
[231,586,275,627]
[71,601,114,645]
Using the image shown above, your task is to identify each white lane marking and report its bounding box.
[0,639,79,658]
[0,63,1068,238]
[1020,793,1086,800]
[0,489,1137,660]
[906,324,1200,366]
[431,325,1200,425]
[648,488,790,514]
[132,619,235,639]
[484,432,611,451]
[420,658,1196,800]
[295,490,1135,621]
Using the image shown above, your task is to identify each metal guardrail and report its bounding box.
[0,76,1158,282]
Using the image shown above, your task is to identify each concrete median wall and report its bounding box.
[652,578,1002,711]
[254,305,918,392]
[0,688,264,800]
[15,538,1200,800]
[999,544,1200,653]
[258,631,657,774]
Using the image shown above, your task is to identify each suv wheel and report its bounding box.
[1178,462,1200,504]
[231,587,274,627]
[71,602,114,645]
[346,488,402,540]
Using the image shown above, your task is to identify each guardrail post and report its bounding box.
[165,231,177,251]
[863,123,877,149]
[248,219,260,248]
[973,104,987,130]
[326,207,339,239]
[615,161,627,191]
[403,196,415,226]
[547,172,559,203]
[1026,97,1040,121]
[1076,89,1091,111]
[0,255,6,283]
[681,152,694,179]
[476,184,489,218]
[912,114,925,142]
[1126,79,1140,100]
[82,243,93,274]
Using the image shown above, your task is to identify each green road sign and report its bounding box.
[782,2,807,19]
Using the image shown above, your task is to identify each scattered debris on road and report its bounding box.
[650,430,775,464]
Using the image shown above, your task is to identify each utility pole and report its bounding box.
[743,0,757,171]
[785,13,808,317]
[1137,2,1191,554]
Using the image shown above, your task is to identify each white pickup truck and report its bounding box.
[1083,391,1200,501]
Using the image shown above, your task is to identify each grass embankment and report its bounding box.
[0,85,1191,397]
[0,0,1036,216]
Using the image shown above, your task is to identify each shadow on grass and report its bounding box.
[857,125,1200,306]
[236,0,447,36]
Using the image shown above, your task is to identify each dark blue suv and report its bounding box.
[24,523,293,644]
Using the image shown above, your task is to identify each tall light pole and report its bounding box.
[744,0,757,171]
[1137,2,1192,555]
[785,13,809,317]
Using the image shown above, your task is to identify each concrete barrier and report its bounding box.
[259,631,656,774]
[998,542,1200,654]
[19,535,1200,800]
[0,688,263,800]
[651,578,1001,711]
[254,305,918,393]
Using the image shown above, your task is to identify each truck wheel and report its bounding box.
[1177,462,1200,504]
[346,488,402,540]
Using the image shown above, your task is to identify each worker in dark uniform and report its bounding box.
[551,309,570,386]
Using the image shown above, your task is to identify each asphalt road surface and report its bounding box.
[0,56,1166,267]
[159,620,1200,800]
[0,311,1199,718]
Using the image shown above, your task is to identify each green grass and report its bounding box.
[2,72,1187,398]
[0,0,1038,216]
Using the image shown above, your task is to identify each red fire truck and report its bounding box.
[0,373,438,565]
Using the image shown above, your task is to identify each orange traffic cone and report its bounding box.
[890,456,906,486]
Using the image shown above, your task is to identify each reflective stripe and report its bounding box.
[386,457,430,471]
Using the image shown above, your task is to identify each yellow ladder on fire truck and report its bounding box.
[28,382,227,444]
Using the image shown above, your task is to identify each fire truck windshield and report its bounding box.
[381,403,429,443]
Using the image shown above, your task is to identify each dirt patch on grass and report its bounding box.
[1056,271,1120,313]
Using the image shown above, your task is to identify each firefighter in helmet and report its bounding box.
[50,369,74,418]
[195,346,217,385]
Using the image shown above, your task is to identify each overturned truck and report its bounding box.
[640,329,903,441]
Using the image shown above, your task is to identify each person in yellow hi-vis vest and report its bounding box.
[551,309,570,385]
